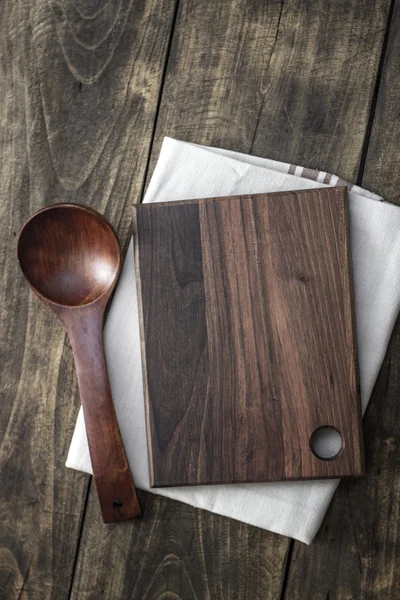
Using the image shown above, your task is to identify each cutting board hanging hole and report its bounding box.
[310,426,343,460]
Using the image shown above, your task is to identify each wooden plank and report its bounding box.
[70,490,289,600]
[148,0,391,183]
[362,2,400,204]
[70,0,391,597]
[135,189,363,487]
[0,0,176,597]
[283,2,400,598]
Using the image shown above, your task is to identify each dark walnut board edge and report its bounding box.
[133,187,365,488]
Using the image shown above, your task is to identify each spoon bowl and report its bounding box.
[18,204,121,307]
[18,203,141,523]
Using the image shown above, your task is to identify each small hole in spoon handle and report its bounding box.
[94,472,141,523]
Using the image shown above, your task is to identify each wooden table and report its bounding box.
[1,1,399,598]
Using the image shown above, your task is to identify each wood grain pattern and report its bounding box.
[18,203,141,523]
[363,1,400,206]
[283,325,400,600]
[70,490,290,600]
[1,0,396,598]
[283,2,400,597]
[0,0,176,596]
[135,188,364,487]
[70,0,393,598]
[149,0,391,183]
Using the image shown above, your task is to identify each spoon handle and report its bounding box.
[61,306,141,523]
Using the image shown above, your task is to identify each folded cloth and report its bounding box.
[66,137,400,544]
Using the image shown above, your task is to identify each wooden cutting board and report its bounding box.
[133,187,365,487]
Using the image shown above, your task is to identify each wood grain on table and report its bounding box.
[1,0,399,598]
[0,0,176,597]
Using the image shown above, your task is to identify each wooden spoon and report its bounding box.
[17,203,141,523]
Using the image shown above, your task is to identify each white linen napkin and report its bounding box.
[66,137,400,544]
